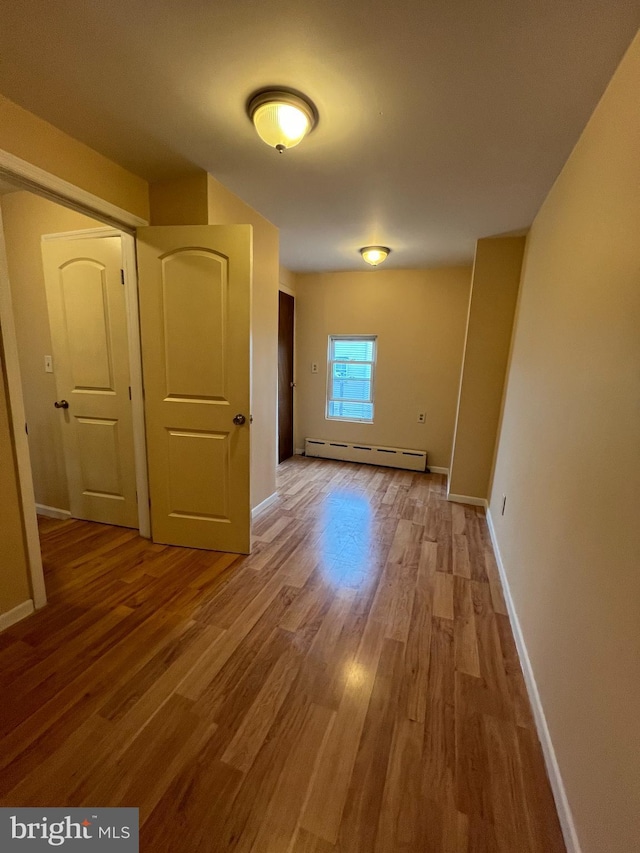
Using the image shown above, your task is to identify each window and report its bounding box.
[326,335,377,422]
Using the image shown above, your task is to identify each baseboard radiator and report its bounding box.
[305,438,428,473]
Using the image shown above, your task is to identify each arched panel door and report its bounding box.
[42,236,138,528]
[136,226,252,554]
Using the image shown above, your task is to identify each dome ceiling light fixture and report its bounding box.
[247,88,317,153]
[360,246,391,267]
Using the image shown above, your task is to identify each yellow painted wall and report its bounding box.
[150,172,209,225]
[0,95,149,220]
[207,175,279,508]
[1,191,105,512]
[488,31,640,853]
[294,268,471,468]
[448,236,525,500]
[0,346,31,614]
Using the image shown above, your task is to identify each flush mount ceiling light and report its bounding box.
[360,246,391,267]
[248,89,317,153]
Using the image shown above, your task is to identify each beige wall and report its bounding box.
[1,191,104,511]
[207,175,279,508]
[489,32,640,853]
[0,95,149,220]
[294,268,471,468]
[0,346,31,613]
[150,172,209,225]
[448,236,525,499]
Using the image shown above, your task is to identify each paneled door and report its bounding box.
[136,225,252,554]
[42,236,138,528]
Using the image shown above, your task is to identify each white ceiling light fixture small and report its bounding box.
[360,246,391,267]
[248,89,317,153]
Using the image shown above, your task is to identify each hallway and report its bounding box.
[0,457,565,851]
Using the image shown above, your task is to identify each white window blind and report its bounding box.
[326,335,377,422]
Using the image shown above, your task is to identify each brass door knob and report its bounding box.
[233,413,246,425]
[54,400,69,409]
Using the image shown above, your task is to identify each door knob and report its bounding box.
[54,400,69,409]
[233,413,246,425]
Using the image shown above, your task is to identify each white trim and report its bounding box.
[35,503,71,520]
[0,206,47,609]
[295,447,305,456]
[0,599,35,632]
[447,493,488,508]
[428,466,449,476]
[278,282,296,298]
[0,149,147,230]
[41,226,120,242]
[121,232,151,539]
[251,492,278,519]
[485,509,582,853]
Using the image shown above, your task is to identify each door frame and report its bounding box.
[277,281,296,466]
[277,288,295,464]
[0,147,148,610]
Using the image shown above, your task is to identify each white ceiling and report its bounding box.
[0,1,638,271]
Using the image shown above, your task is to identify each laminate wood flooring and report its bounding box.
[0,456,566,852]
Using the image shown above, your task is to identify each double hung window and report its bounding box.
[326,335,376,423]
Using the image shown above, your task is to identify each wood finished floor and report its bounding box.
[0,457,565,852]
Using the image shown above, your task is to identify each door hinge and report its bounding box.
[25,422,28,435]
[128,386,132,400]
[120,268,125,285]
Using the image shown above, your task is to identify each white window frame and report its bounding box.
[326,334,377,423]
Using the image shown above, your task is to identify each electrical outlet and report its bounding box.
[44,355,53,373]
[417,412,426,424]
[311,362,318,374]
[501,494,507,516]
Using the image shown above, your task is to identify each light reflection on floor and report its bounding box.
[317,488,375,587]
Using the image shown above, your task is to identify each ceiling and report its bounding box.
[0,1,638,272]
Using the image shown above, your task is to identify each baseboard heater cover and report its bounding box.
[305,438,429,472]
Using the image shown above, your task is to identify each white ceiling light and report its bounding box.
[248,89,317,153]
[360,246,391,267]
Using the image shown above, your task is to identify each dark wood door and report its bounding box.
[278,291,295,464]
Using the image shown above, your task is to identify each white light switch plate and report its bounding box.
[44,355,53,373]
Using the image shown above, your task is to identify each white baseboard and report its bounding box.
[251,492,278,519]
[0,599,35,632]
[447,492,488,508]
[485,509,581,853]
[428,466,449,476]
[294,448,305,456]
[36,503,71,520]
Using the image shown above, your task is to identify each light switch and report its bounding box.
[44,355,53,373]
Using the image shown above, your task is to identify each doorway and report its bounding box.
[0,180,150,609]
[278,289,295,463]
[1,189,147,531]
